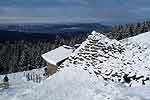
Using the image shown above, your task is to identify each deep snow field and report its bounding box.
[0,68,45,100]
[1,31,150,100]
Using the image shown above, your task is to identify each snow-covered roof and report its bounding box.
[42,45,74,65]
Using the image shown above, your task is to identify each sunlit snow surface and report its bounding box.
[42,45,74,65]
[1,31,150,100]
[0,68,45,100]
[5,67,150,100]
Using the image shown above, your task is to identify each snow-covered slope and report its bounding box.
[125,31,150,43]
[13,67,150,100]
[1,31,150,100]
[60,31,150,87]
[17,30,150,99]
[120,31,150,85]
[0,68,45,100]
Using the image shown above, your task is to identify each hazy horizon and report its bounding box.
[0,0,150,25]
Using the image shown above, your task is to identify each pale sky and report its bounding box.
[0,0,150,25]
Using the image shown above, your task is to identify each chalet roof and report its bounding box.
[41,45,74,65]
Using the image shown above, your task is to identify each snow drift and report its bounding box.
[62,31,150,87]
[14,67,150,100]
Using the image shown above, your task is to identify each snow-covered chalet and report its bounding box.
[42,45,74,75]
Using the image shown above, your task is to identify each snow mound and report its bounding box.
[62,31,150,87]
[14,67,150,100]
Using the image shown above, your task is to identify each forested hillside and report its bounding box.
[0,31,89,74]
[1,21,150,74]
[105,21,150,40]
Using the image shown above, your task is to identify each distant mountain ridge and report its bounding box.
[0,23,112,34]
